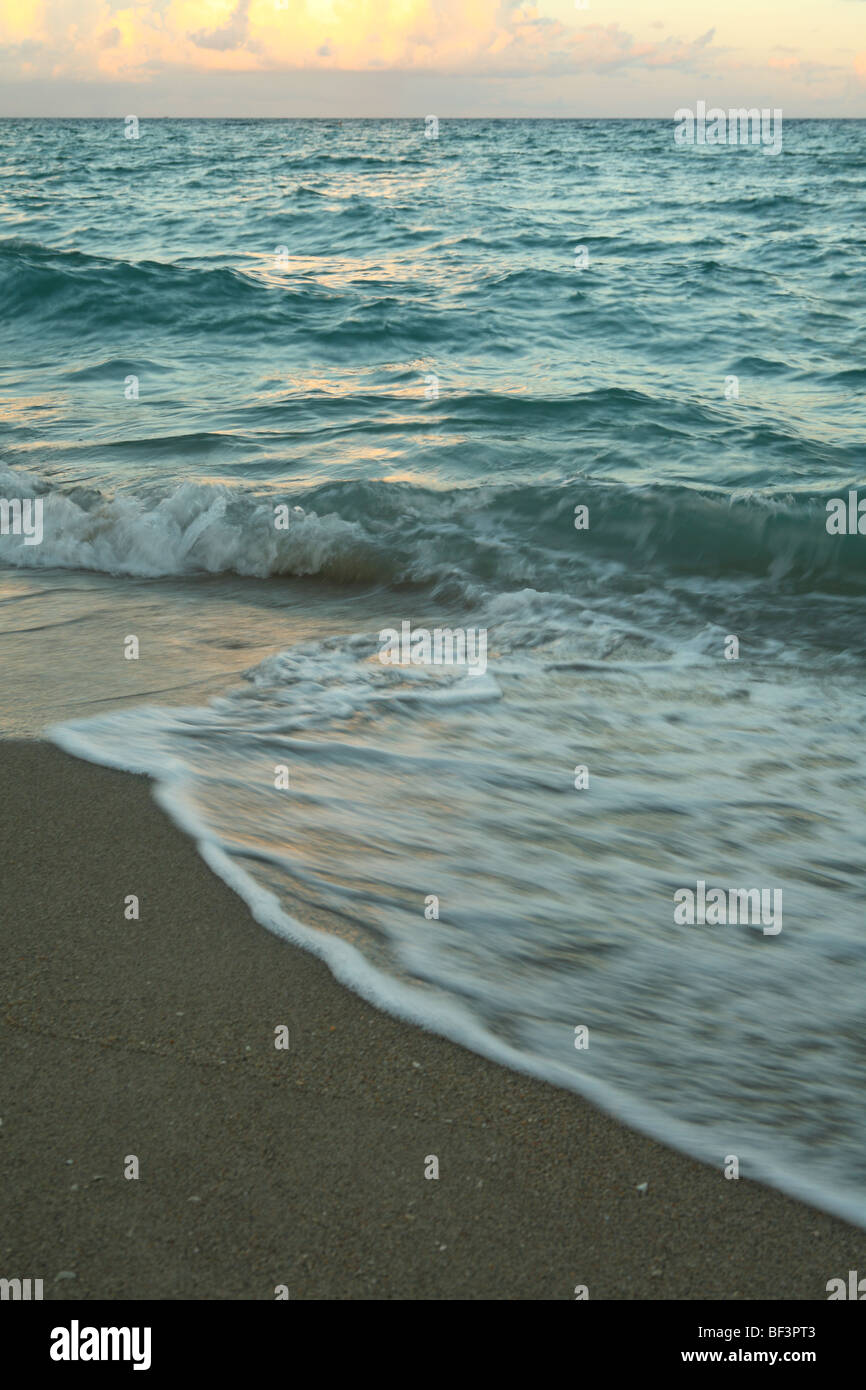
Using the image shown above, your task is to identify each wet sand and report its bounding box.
[1,739,863,1299]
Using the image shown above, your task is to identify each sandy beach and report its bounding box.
[1,738,863,1300]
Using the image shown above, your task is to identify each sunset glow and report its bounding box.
[1,0,864,114]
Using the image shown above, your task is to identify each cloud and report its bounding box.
[189,0,250,51]
[0,0,725,80]
[3,0,864,102]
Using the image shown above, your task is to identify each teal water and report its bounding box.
[2,118,866,1224]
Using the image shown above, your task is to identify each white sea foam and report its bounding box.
[49,617,866,1233]
[0,468,370,580]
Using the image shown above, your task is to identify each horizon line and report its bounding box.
[1,113,863,121]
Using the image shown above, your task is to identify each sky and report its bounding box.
[0,0,864,116]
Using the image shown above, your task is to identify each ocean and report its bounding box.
[1,116,865,1226]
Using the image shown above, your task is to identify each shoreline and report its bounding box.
[2,738,863,1299]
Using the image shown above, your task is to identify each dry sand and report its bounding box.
[1,739,863,1300]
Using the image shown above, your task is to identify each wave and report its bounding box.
[0,239,332,333]
[2,462,865,598]
[44,702,866,1235]
[45,561,866,1233]
[62,357,177,380]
